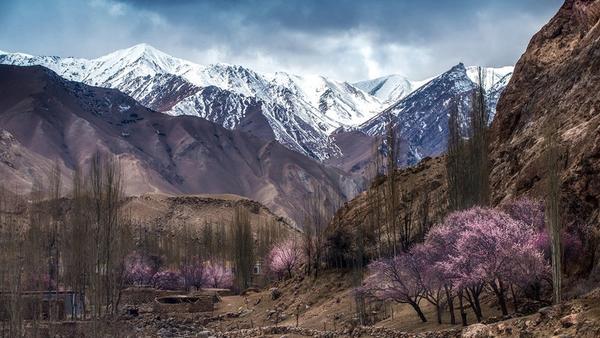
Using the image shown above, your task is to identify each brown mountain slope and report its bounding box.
[490,0,600,223]
[0,65,358,225]
[331,0,600,261]
[123,193,298,233]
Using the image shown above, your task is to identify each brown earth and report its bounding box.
[326,129,378,178]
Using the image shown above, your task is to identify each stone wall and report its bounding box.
[120,288,180,305]
[213,325,462,338]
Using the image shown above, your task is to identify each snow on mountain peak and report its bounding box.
[354,74,416,105]
[0,45,514,162]
[358,62,513,165]
[465,65,514,91]
[97,43,175,64]
[88,43,195,86]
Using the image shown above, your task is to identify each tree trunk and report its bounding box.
[409,302,427,323]
[445,285,456,325]
[510,284,518,313]
[491,280,508,316]
[466,288,483,322]
[458,290,468,326]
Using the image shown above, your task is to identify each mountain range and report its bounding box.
[0,45,513,164]
[0,65,357,225]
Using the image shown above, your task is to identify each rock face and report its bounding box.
[488,0,600,280]
[489,0,600,230]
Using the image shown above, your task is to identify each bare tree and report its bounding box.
[0,185,25,337]
[469,67,490,207]
[231,206,254,291]
[415,189,431,242]
[544,115,563,304]
[446,67,490,211]
[366,137,385,259]
[303,186,329,278]
[384,116,401,256]
[64,165,92,319]
[87,152,132,317]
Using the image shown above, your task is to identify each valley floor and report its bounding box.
[86,271,600,337]
[9,272,599,337]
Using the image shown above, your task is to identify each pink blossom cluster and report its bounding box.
[362,198,583,323]
[123,251,233,290]
[500,197,584,263]
[151,263,233,290]
[180,257,208,289]
[123,251,158,286]
[266,238,305,279]
[204,263,234,289]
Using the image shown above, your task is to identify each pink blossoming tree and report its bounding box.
[204,263,234,289]
[363,203,553,324]
[123,251,158,286]
[180,257,208,290]
[266,238,305,279]
[449,207,546,316]
[363,252,428,322]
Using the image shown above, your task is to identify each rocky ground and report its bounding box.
[462,289,600,337]
[107,270,600,337]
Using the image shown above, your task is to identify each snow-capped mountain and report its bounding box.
[353,74,432,105]
[0,44,513,164]
[0,44,384,160]
[359,63,513,165]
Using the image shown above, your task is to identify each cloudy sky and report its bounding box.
[0,0,562,82]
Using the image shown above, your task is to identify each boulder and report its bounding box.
[270,288,282,300]
[560,313,578,328]
[462,323,492,338]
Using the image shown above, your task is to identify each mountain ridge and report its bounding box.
[0,44,513,163]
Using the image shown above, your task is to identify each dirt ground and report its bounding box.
[14,271,598,337]
[202,270,600,337]
[206,271,494,334]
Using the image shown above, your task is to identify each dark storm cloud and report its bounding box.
[0,0,563,81]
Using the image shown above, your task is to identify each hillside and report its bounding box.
[123,193,298,233]
[489,0,600,224]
